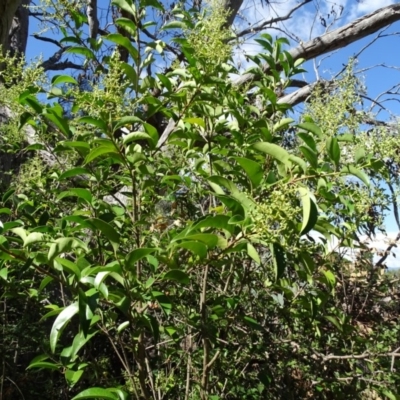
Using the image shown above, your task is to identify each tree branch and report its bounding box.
[235,0,312,38]
[234,4,400,87]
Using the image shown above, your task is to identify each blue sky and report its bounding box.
[25,0,400,266]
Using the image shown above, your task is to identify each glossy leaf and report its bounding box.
[58,188,93,204]
[66,46,95,59]
[106,33,138,61]
[327,137,340,167]
[85,145,119,164]
[176,241,208,258]
[341,165,370,187]
[87,218,120,248]
[297,122,323,138]
[52,75,78,86]
[72,387,118,400]
[125,248,157,270]
[163,269,190,284]
[298,187,319,235]
[247,243,261,265]
[234,157,263,187]
[50,302,79,353]
[252,142,291,166]
[24,232,44,247]
[271,243,285,281]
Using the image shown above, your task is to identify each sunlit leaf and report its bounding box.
[298,187,318,235]
[72,387,118,400]
[252,142,291,166]
[50,302,79,353]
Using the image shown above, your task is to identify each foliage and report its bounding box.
[1,1,400,399]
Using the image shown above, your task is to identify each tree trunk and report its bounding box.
[0,0,29,191]
[8,0,29,57]
[0,0,23,55]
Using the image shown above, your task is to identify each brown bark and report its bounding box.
[0,0,22,55]
[8,0,29,57]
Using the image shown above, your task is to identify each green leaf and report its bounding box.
[19,94,42,113]
[163,269,190,284]
[60,36,81,45]
[87,218,120,248]
[234,157,263,187]
[52,75,78,86]
[182,233,219,248]
[273,118,293,132]
[191,215,234,234]
[79,116,108,132]
[323,269,336,286]
[50,302,79,353]
[299,251,316,274]
[381,389,397,400]
[112,0,135,16]
[162,21,187,30]
[59,167,91,181]
[298,187,318,235]
[58,188,93,204]
[0,268,8,281]
[125,248,157,270]
[72,387,118,400]
[299,146,318,168]
[297,122,323,138]
[325,315,342,332]
[176,241,207,258]
[61,141,90,152]
[48,237,87,261]
[44,112,71,137]
[71,329,98,360]
[24,232,44,247]
[288,155,307,173]
[65,369,84,387]
[271,243,285,280]
[122,132,152,145]
[106,33,138,61]
[183,117,205,127]
[247,243,261,265]
[85,145,119,164]
[327,137,340,167]
[208,176,239,195]
[252,142,291,166]
[121,62,137,86]
[354,147,365,164]
[55,257,81,280]
[341,165,370,187]
[297,132,316,151]
[11,227,27,241]
[115,18,137,37]
[65,46,95,59]
[243,315,263,330]
[27,361,60,371]
[114,116,143,131]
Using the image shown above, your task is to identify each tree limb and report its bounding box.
[235,0,312,38]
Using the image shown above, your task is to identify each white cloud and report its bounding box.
[308,231,400,269]
[348,0,396,20]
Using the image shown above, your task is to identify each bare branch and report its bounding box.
[235,0,312,38]
[32,33,63,48]
[86,0,99,39]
